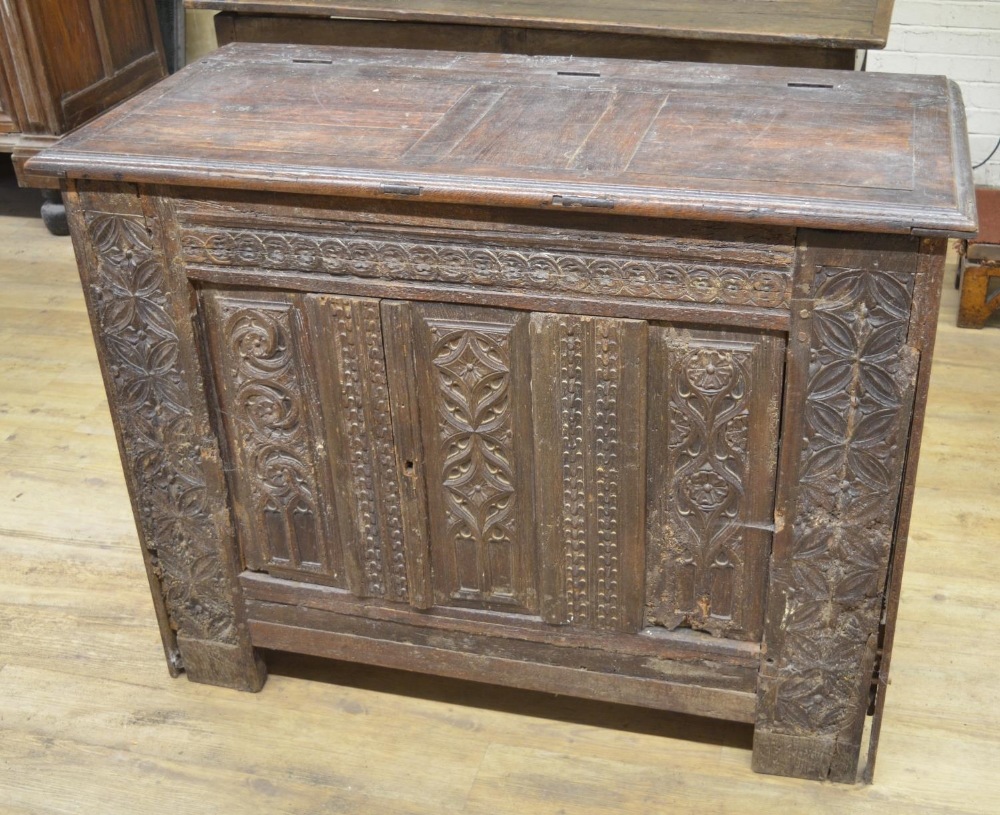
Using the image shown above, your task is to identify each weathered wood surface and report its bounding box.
[28,43,976,236]
[190,0,896,47]
[31,46,978,782]
[4,171,1000,808]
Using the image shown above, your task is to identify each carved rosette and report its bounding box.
[764,266,917,738]
[85,212,238,644]
[429,320,518,603]
[653,344,752,636]
[182,227,791,309]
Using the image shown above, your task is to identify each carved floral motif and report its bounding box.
[86,212,237,643]
[181,228,791,308]
[768,266,916,736]
[652,343,753,636]
[429,320,517,603]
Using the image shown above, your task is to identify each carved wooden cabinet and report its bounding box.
[30,44,976,783]
[0,0,167,229]
[194,0,895,69]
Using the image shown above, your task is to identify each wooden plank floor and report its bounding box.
[1,156,998,813]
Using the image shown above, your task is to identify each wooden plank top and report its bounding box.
[29,43,977,236]
[187,0,897,49]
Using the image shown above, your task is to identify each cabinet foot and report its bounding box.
[176,635,267,692]
[751,728,862,783]
[40,189,69,236]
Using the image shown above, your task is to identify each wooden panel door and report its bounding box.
[200,289,413,603]
[384,302,650,631]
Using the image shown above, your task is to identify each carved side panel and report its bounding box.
[407,304,536,612]
[754,233,920,782]
[67,189,262,690]
[645,329,784,641]
[532,314,647,633]
[201,290,345,585]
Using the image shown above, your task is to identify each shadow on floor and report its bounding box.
[0,154,44,220]
[262,648,755,751]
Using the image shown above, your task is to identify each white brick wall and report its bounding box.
[868,0,1000,187]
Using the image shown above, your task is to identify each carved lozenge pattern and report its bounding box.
[85,212,237,643]
[181,227,792,309]
[429,320,518,604]
[768,266,916,736]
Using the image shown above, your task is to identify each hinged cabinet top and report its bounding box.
[30,43,977,236]
[186,0,897,49]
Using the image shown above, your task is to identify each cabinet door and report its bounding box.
[384,303,649,631]
[201,289,414,603]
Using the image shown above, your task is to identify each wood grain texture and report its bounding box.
[4,163,1000,808]
[27,43,976,237]
[0,0,166,190]
[213,13,859,70]
[187,0,896,48]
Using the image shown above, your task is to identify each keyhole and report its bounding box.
[404,460,416,477]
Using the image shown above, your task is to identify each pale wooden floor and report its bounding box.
[1,157,998,814]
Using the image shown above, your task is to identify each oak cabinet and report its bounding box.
[30,44,976,783]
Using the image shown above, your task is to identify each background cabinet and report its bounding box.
[0,0,167,230]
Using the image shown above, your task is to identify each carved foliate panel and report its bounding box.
[406,304,536,612]
[201,290,409,601]
[180,225,792,309]
[201,291,343,582]
[755,235,920,781]
[532,314,647,633]
[80,209,240,645]
[645,329,784,641]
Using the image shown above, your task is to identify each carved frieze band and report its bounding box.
[84,212,238,644]
[762,264,917,739]
[650,341,753,637]
[427,318,519,605]
[180,227,792,309]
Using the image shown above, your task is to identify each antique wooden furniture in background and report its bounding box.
[30,43,975,783]
[957,187,1000,328]
[191,0,895,69]
[0,0,167,232]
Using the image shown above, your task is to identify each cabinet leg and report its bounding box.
[40,189,69,236]
[751,728,862,783]
[177,635,267,692]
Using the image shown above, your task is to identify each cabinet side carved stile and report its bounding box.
[64,185,264,690]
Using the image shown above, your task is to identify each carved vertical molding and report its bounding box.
[67,187,263,690]
[754,232,919,781]
[322,297,409,601]
[534,314,646,632]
